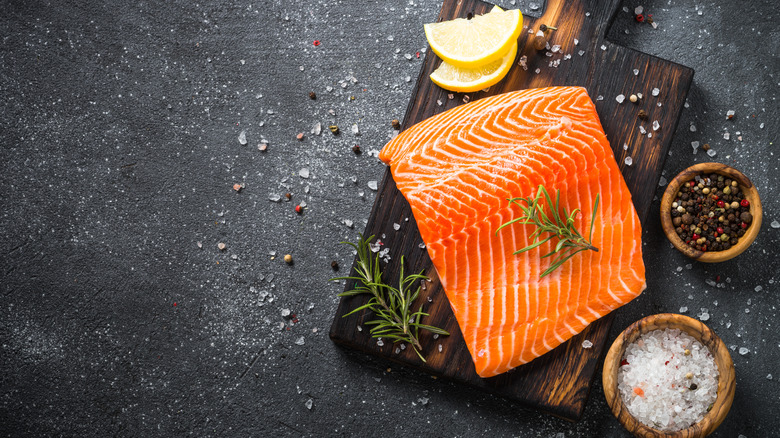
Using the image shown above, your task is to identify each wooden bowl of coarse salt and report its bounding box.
[660,162,762,263]
[603,314,735,437]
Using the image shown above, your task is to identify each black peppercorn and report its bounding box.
[331,260,339,271]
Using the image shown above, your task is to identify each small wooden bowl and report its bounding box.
[660,162,762,262]
[603,314,735,438]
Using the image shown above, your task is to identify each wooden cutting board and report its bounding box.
[330,0,693,421]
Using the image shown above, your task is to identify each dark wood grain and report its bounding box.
[330,0,694,421]
[602,313,735,437]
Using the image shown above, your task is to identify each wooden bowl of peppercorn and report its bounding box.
[661,162,762,263]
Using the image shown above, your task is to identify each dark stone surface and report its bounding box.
[0,0,776,436]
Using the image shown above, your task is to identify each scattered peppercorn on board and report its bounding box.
[330,0,693,421]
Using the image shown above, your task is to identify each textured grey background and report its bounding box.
[1,0,777,436]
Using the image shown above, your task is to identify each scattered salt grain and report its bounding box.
[305,399,313,410]
[723,132,730,140]
[652,120,660,131]
[639,126,646,134]
[755,285,763,292]
[623,143,629,150]
[634,6,643,14]
[707,149,716,157]
[418,242,426,249]
[600,44,607,51]
[771,220,780,229]
[351,124,360,135]
[633,68,639,76]
[574,38,579,45]
[651,88,660,96]
[376,339,384,347]
[760,122,765,129]
[738,347,749,356]
[367,181,378,191]
[624,156,633,166]
[238,130,247,145]
[726,110,735,119]
[691,141,700,154]
[295,337,305,346]
[679,306,688,313]
[393,223,400,231]
[578,50,585,56]
[343,219,354,229]
[768,374,773,380]
[618,328,718,432]
[582,340,593,348]
[299,168,310,179]
[535,68,541,74]
[597,95,604,101]
[616,94,625,103]
[658,176,667,187]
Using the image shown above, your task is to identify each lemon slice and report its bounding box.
[424,6,523,69]
[430,42,517,93]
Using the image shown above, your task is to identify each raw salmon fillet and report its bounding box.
[379,86,646,378]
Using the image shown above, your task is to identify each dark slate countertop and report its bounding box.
[1,0,777,436]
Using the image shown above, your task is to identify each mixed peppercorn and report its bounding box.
[671,173,753,252]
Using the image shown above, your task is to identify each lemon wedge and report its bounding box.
[430,42,517,93]
[424,6,523,69]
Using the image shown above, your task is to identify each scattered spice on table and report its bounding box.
[671,173,753,252]
[329,125,340,135]
[284,254,293,264]
[391,119,401,130]
[638,110,648,120]
[619,328,718,431]
[309,91,317,100]
[296,133,305,141]
[295,204,303,214]
[233,183,242,192]
[352,144,362,154]
[331,261,339,271]
[629,94,638,103]
[313,40,321,46]
[285,192,292,200]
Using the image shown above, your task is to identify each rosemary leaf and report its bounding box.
[499,185,600,279]
[331,234,449,361]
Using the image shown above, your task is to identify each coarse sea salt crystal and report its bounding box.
[299,168,310,179]
[582,340,593,348]
[616,94,625,103]
[707,149,717,157]
[652,87,660,96]
[238,130,247,145]
[393,223,400,231]
[771,220,780,229]
[739,347,749,356]
[367,180,378,191]
[653,120,660,131]
[691,141,699,154]
[633,68,639,76]
[618,328,718,432]
[624,156,633,166]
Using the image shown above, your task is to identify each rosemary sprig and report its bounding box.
[331,234,449,362]
[497,185,600,278]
